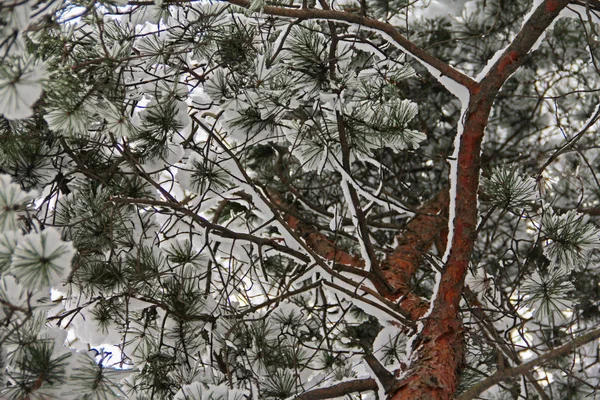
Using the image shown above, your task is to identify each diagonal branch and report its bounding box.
[335,111,392,291]
[110,196,310,262]
[322,280,412,326]
[200,119,416,327]
[364,353,397,393]
[381,189,449,318]
[536,104,600,177]
[224,0,478,91]
[286,212,366,269]
[456,327,600,400]
[275,186,450,318]
[476,0,572,95]
[434,0,571,327]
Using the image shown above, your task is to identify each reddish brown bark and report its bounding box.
[389,2,570,398]
[279,189,449,319]
[381,190,449,319]
[286,213,365,268]
[220,0,570,398]
[279,204,437,309]
[269,191,366,269]
[389,99,491,400]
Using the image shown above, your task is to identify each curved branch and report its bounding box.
[223,0,478,91]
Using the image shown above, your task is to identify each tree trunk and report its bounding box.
[224,0,572,398]
[389,99,492,400]
[389,2,570,397]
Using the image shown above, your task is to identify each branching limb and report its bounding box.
[393,2,572,399]
[193,116,416,326]
[456,327,600,400]
[224,0,478,91]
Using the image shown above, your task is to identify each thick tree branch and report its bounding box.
[224,0,478,91]
[364,353,397,393]
[436,0,571,321]
[286,213,365,268]
[268,186,365,269]
[381,189,449,319]
[276,186,449,317]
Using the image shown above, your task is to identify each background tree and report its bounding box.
[1,0,600,399]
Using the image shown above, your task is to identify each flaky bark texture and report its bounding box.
[381,189,449,319]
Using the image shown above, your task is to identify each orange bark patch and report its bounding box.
[390,102,491,400]
[381,189,449,315]
[497,51,519,77]
[546,0,560,12]
[270,193,365,269]
[304,231,365,268]
[391,312,465,400]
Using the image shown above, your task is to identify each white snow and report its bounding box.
[475,0,546,82]
[340,178,372,272]
[0,61,45,120]
[411,0,471,20]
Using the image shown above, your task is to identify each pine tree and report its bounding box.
[1,0,600,399]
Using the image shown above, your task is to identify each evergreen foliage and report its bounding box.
[1,0,600,399]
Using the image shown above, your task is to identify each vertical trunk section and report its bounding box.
[390,2,570,397]
[390,100,492,400]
